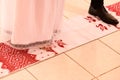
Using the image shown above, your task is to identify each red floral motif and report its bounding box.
[0,43,38,72]
[40,39,66,55]
[84,16,96,23]
[42,46,58,54]
[54,39,66,48]
[96,24,108,31]
[107,2,120,16]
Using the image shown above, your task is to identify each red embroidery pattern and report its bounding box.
[107,2,120,16]
[0,39,66,72]
[42,46,58,54]
[96,24,108,31]
[41,39,66,54]
[84,16,96,23]
[54,39,66,48]
[0,43,38,72]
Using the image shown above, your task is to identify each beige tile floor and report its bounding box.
[1,0,120,80]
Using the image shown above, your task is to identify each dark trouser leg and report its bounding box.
[90,0,103,9]
[88,0,119,25]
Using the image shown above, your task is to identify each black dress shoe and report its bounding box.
[88,6,119,25]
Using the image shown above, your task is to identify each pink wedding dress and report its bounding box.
[0,0,64,48]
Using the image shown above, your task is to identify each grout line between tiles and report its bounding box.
[25,69,39,80]
[99,40,120,55]
[0,68,28,79]
[96,65,120,78]
[64,53,97,78]
[60,28,119,55]
[1,18,119,80]
[65,48,120,80]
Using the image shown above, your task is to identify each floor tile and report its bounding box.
[0,69,36,80]
[64,10,80,18]
[98,67,120,80]
[104,0,120,5]
[65,40,120,76]
[92,78,99,80]
[0,0,120,80]
[64,0,120,18]
[100,31,120,54]
[64,0,89,17]
[27,54,93,80]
